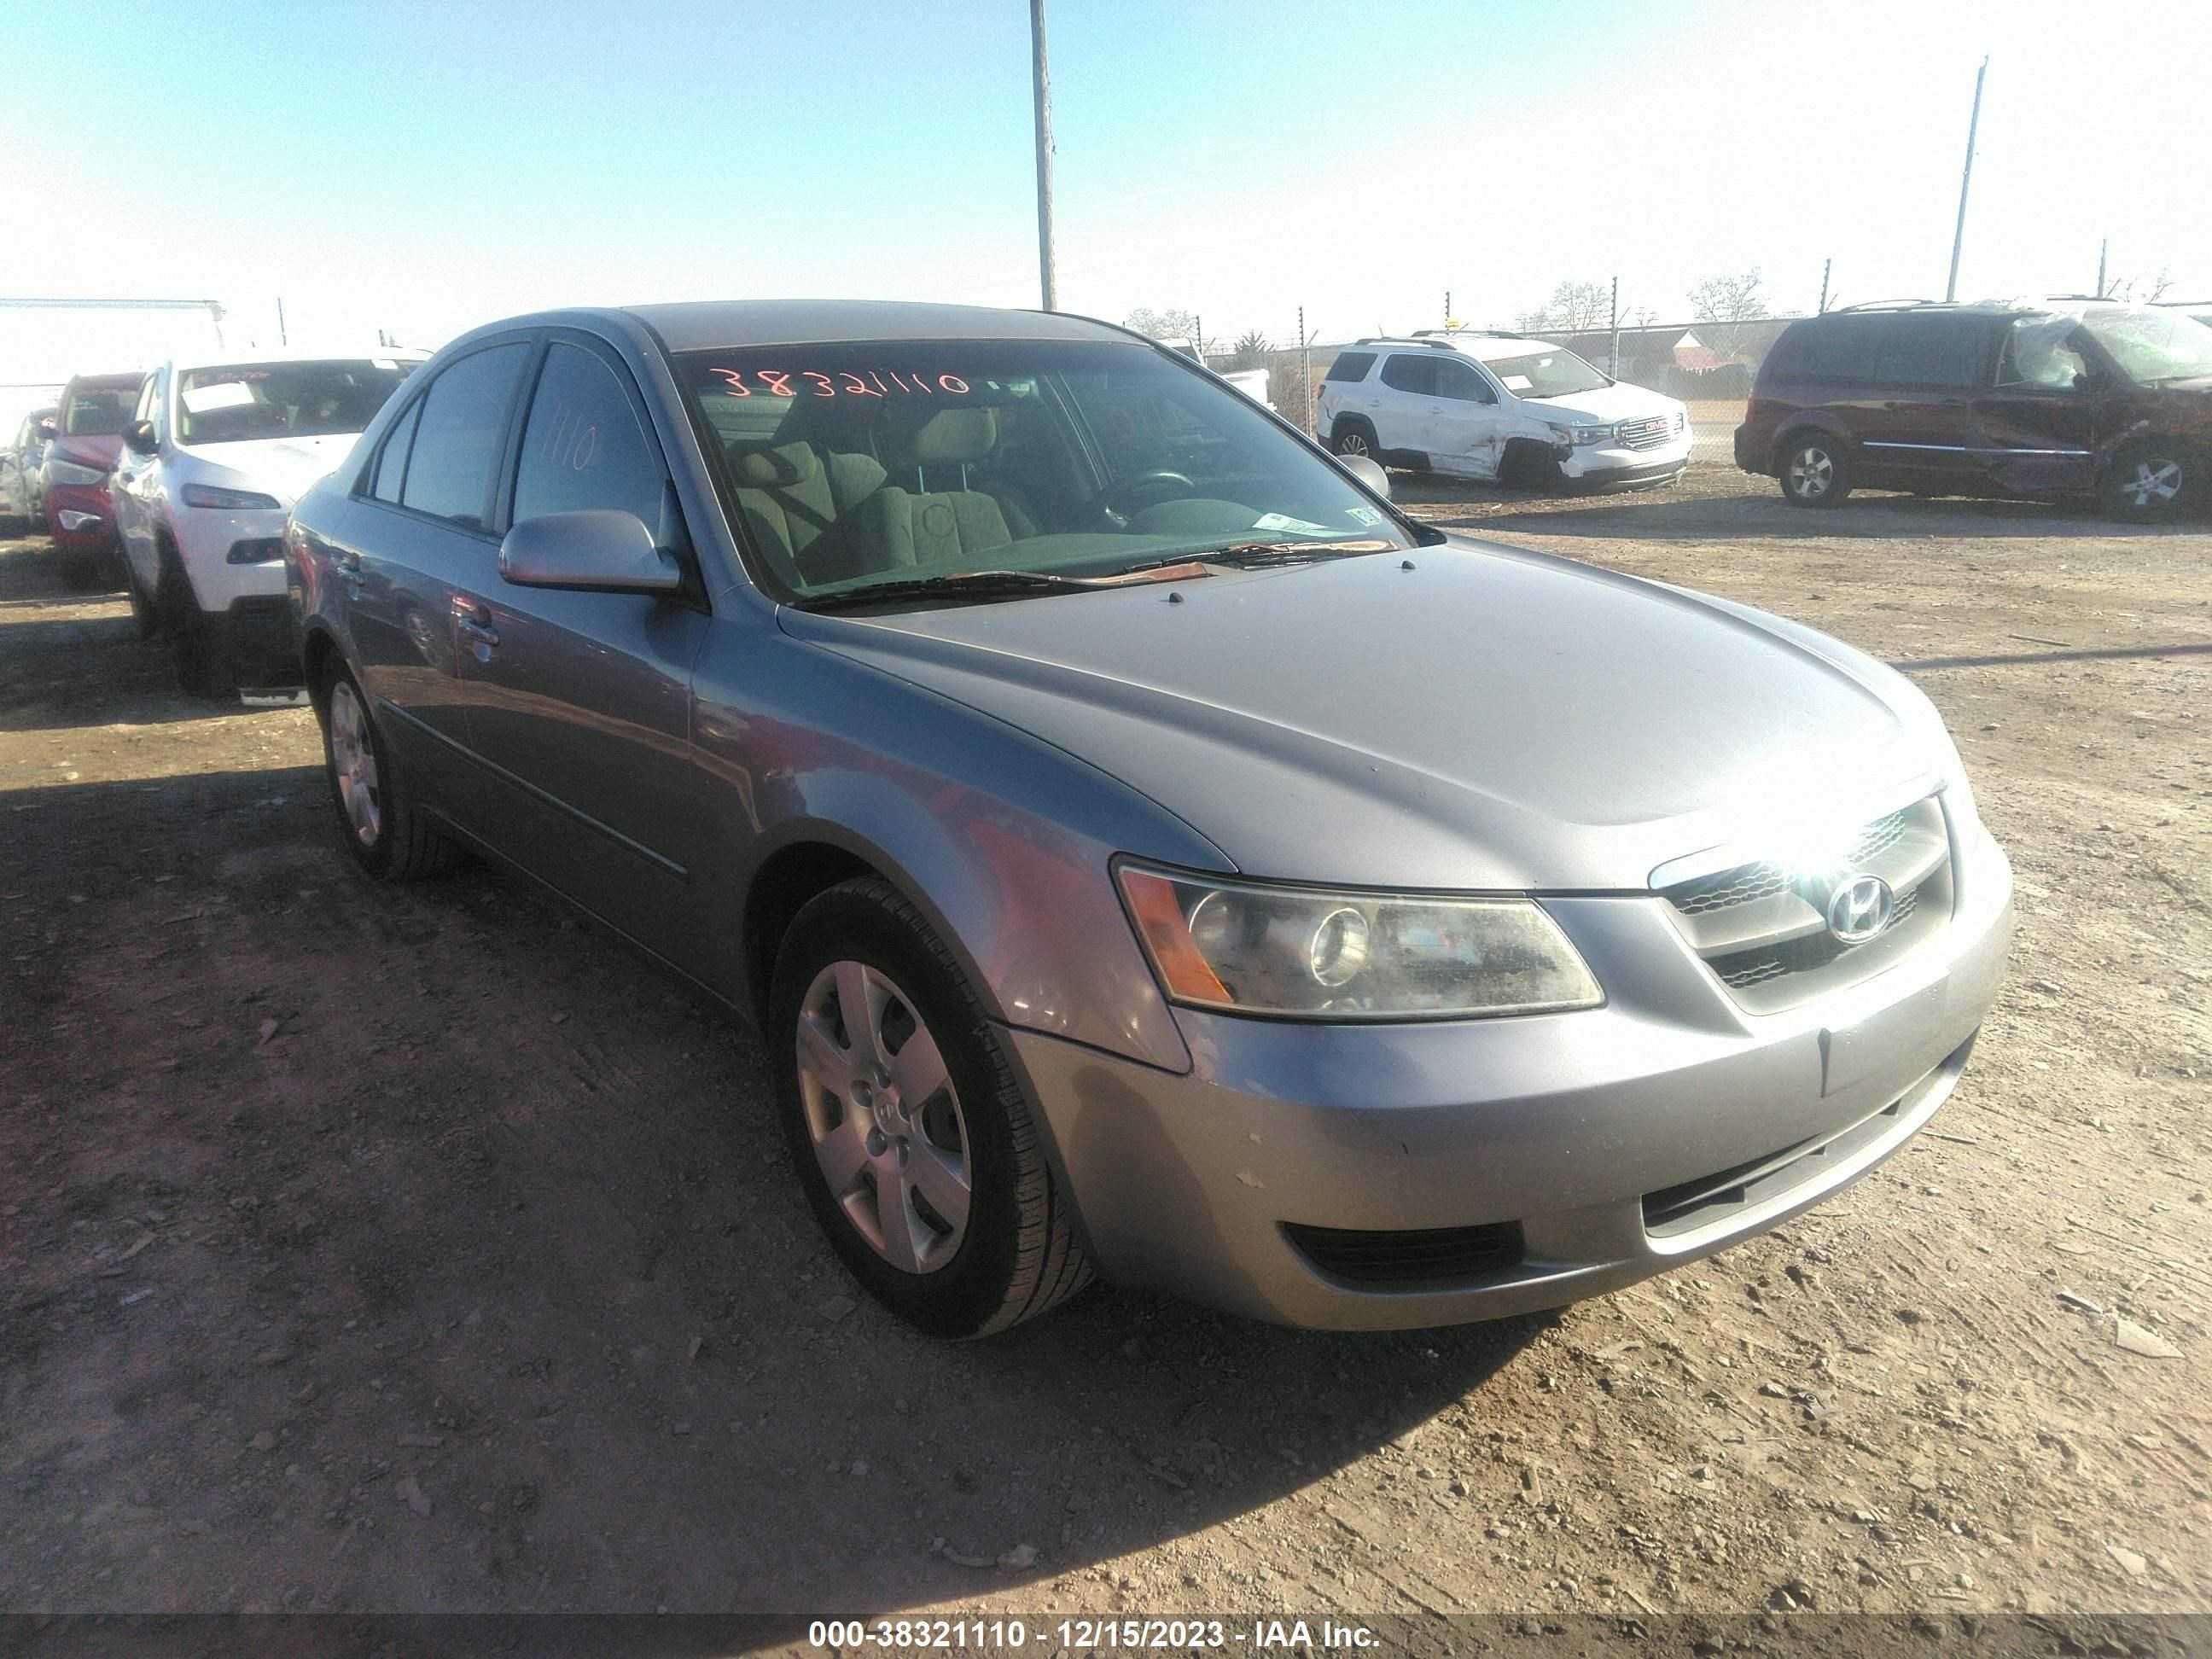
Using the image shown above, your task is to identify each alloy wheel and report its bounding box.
[795,960,971,1274]
[328,680,382,847]
[2119,457,2183,510]
[1787,445,1833,499]
[1336,430,1371,457]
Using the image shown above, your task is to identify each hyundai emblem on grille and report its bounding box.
[1825,875,1896,944]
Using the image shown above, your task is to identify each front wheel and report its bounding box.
[1780,432,1851,508]
[770,877,1091,1338]
[318,663,461,880]
[2102,440,2191,523]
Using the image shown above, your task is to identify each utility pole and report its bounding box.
[1194,314,1203,364]
[1819,259,1831,315]
[2097,237,2108,299]
[1298,306,1312,434]
[1445,290,1452,329]
[1028,0,1057,311]
[1944,56,1988,303]
[276,296,288,347]
[1608,276,1620,378]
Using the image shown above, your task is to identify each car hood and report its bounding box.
[177,433,361,504]
[1516,379,1681,425]
[778,539,1953,890]
[52,434,123,470]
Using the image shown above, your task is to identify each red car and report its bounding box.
[43,371,144,588]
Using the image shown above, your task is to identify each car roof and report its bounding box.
[61,371,148,393]
[605,300,1136,352]
[166,346,429,372]
[1352,334,1563,360]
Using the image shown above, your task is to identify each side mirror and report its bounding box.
[498,509,683,595]
[37,418,57,440]
[125,421,157,456]
[1335,451,1392,499]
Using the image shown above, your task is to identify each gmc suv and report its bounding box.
[1735,300,2212,521]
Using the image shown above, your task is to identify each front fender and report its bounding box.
[699,625,1223,1074]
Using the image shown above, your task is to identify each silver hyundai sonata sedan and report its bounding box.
[284,300,2012,1338]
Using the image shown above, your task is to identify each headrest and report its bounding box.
[886,407,998,468]
[729,440,824,487]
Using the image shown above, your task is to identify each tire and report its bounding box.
[1330,421,1378,462]
[2101,439,2191,524]
[171,616,234,699]
[1499,439,1563,492]
[769,876,1092,1338]
[317,660,462,880]
[1779,430,1851,508]
[61,550,105,591]
[124,561,162,640]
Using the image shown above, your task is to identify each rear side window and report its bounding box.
[400,342,530,528]
[369,398,422,504]
[511,343,665,529]
[1872,317,1992,389]
[1324,351,1377,383]
[1379,354,1435,395]
[1788,317,1884,382]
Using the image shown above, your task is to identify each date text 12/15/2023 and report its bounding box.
[807,1618,1381,1651]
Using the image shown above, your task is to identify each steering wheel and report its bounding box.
[1094,469,1197,527]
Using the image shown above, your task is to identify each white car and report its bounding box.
[1315,334,1691,489]
[112,349,424,694]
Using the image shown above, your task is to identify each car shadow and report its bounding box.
[1,763,1552,1624]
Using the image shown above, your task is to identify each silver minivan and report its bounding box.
[286,300,2012,1337]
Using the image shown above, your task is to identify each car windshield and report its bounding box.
[675,339,1414,603]
[2079,308,2212,385]
[177,358,416,445]
[62,388,133,437]
[1477,349,1611,399]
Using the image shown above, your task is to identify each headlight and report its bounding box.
[1673,410,1687,432]
[182,483,282,510]
[1546,423,1610,447]
[47,459,107,486]
[1116,864,1604,1020]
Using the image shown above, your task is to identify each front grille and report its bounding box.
[1283,1220,1524,1290]
[1657,798,1951,1013]
[1617,415,1673,451]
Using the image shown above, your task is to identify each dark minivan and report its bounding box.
[1734,300,2212,521]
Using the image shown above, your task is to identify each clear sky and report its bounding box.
[4,0,2208,363]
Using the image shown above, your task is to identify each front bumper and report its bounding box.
[44,483,114,551]
[1011,819,2013,1330]
[172,502,290,615]
[1557,431,1693,486]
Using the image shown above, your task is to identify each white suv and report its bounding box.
[112,350,423,694]
[1314,334,1691,490]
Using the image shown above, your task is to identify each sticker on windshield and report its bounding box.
[1251,512,1328,533]
[1500,374,1533,391]
[1344,505,1383,526]
[181,382,256,414]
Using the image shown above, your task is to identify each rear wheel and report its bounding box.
[1330,420,1378,462]
[318,661,461,880]
[2101,439,2191,523]
[1780,431,1851,507]
[770,877,1091,1338]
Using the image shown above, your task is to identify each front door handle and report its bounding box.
[454,599,499,654]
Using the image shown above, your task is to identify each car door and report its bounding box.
[1424,355,1506,478]
[1372,353,1435,458]
[1969,317,2098,498]
[449,332,715,975]
[110,371,164,590]
[340,336,536,811]
[1855,314,1993,492]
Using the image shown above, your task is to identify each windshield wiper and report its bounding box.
[800,564,1207,612]
[1192,538,1394,567]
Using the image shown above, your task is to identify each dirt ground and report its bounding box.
[2,465,2208,1632]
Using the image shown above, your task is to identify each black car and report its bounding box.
[1733,300,2212,521]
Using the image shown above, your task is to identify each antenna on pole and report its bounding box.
[1029,0,1057,311]
[276,296,288,348]
[1944,56,1988,303]
[2097,237,2108,299]
[1819,259,1831,315]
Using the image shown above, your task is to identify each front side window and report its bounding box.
[1431,358,1495,404]
[176,358,416,446]
[675,339,1417,603]
[1478,350,1610,399]
[2080,307,2212,385]
[1997,318,2090,389]
[399,343,531,529]
[512,343,665,528]
[62,386,134,437]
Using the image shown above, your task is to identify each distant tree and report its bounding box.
[2109,266,2174,304]
[1123,306,1205,354]
[1516,279,1610,335]
[1226,329,1272,371]
[1688,268,1767,360]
